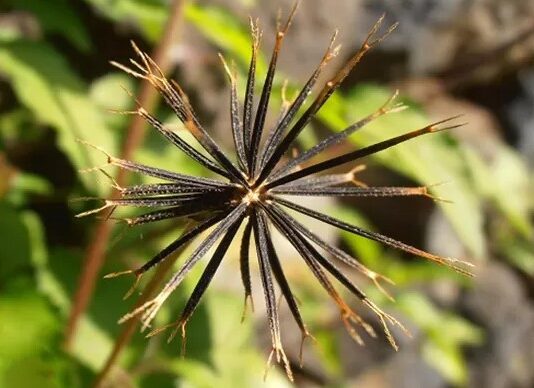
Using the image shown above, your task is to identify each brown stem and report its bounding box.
[63,0,188,350]
[92,238,191,388]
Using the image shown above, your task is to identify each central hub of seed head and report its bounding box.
[243,188,261,205]
[237,179,266,206]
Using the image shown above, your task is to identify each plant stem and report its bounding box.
[63,0,188,350]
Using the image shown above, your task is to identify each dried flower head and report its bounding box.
[78,2,473,381]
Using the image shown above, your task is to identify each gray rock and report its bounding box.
[463,262,534,388]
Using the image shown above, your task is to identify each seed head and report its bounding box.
[78,3,473,381]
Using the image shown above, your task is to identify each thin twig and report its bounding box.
[63,0,189,350]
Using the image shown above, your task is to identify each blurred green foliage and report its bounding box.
[0,1,532,387]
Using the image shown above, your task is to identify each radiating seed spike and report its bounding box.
[265,116,466,189]
[109,61,145,79]
[129,58,149,75]
[145,321,174,338]
[97,168,123,192]
[75,138,113,163]
[280,0,300,34]
[158,219,241,348]
[75,202,113,218]
[117,299,157,324]
[248,0,297,177]
[122,274,142,300]
[130,40,153,77]
[103,269,134,279]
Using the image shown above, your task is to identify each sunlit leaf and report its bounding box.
[89,72,135,130]
[0,284,76,387]
[463,145,533,238]
[20,212,124,372]
[0,40,118,193]
[497,229,534,276]
[185,4,267,72]
[83,0,167,42]
[157,292,291,387]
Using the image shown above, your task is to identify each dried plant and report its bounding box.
[78,3,473,381]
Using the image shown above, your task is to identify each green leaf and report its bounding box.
[70,317,117,372]
[0,201,31,281]
[499,236,534,275]
[185,4,266,71]
[5,172,54,208]
[0,108,42,144]
[1,356,78,388]
[0,284,79,387]
[422,341,466,387]
[0,40,118,193]
[396,293,483,385]
[20,211,119,372]
[43,248,137,371]
[160,292,291,387]
[21,212,71,315]
[464,145,533,238]
[89,72,135,130]
[0,287,58,364]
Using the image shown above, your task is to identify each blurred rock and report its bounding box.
[200,0,363,81]
[397,77,504,162]
[364,0,534,80]
[340,310,446,388]
[463,262,534,388]
[508,69,534,166]
[425,198,470,260]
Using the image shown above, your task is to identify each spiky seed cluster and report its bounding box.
[79,3,473,381]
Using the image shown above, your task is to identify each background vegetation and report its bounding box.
[0,0,533,387]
